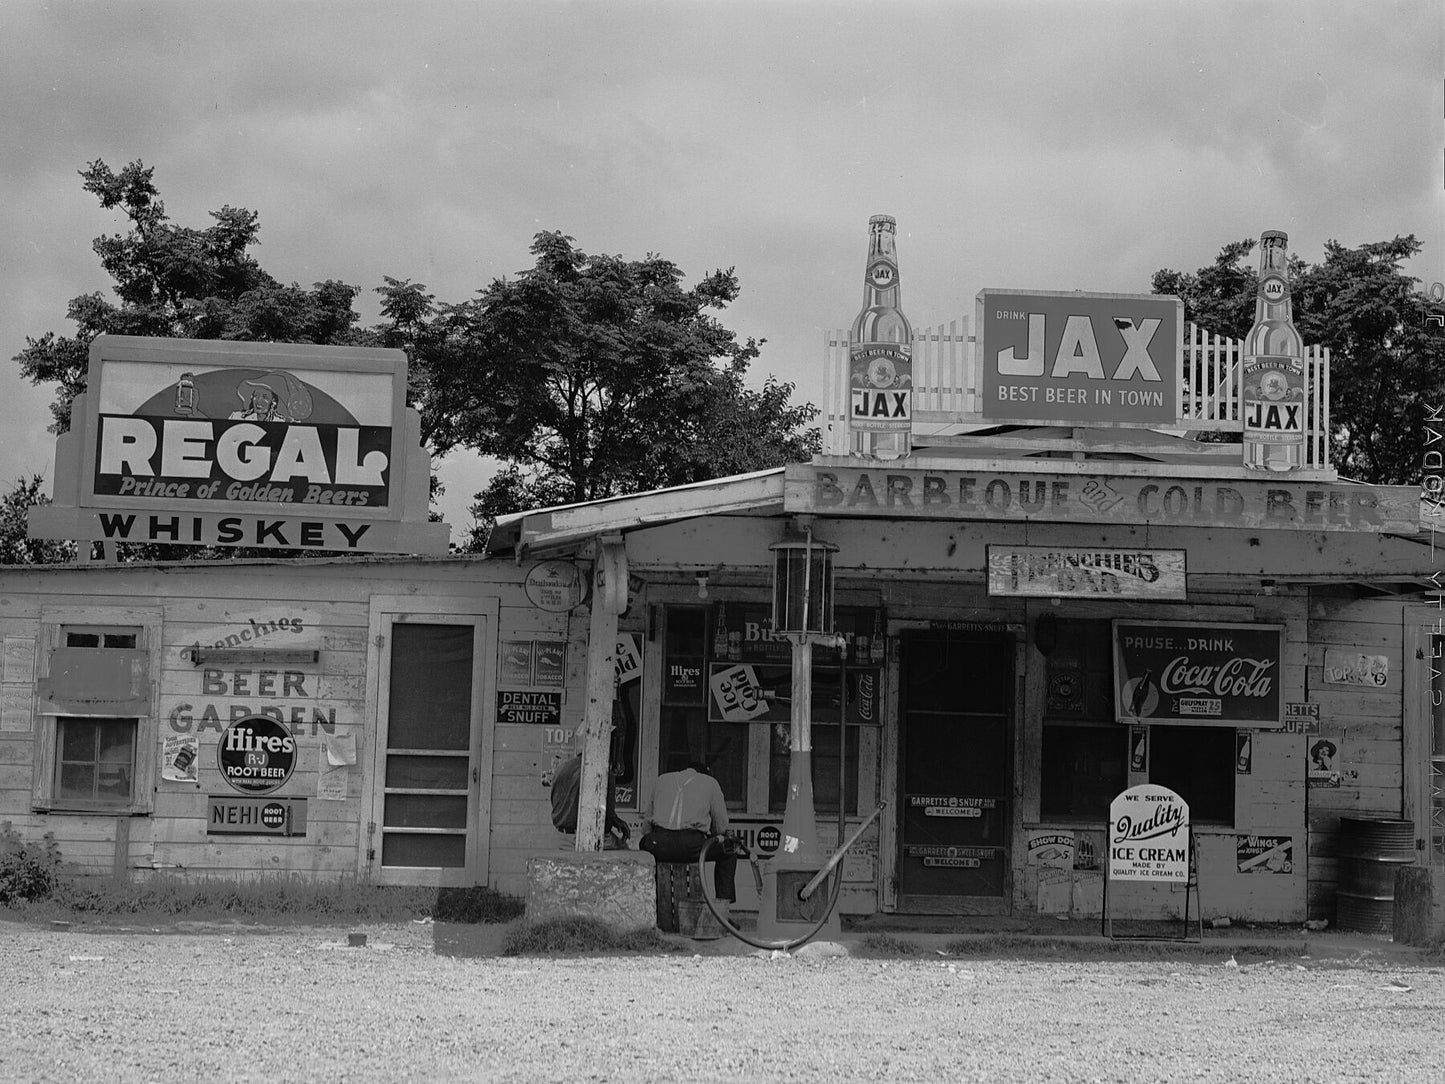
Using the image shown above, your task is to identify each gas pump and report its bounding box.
[695,520,884,950]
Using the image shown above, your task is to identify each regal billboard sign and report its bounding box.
[29,336,449,554]
[976,290,1182,427]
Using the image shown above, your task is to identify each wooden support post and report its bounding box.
[575,535,627,852]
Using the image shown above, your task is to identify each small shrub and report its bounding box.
[433,885,526,924]
[0,824,63,904]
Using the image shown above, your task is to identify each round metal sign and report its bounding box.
[524,561,588,613]
[217,714,298,795]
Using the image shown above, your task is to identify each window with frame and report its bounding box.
[1148,725,1235,824]
[1040,618,1126,821]
[39,624,147,813]
[657,604,880,818]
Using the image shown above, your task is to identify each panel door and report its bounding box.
[897,631,1015,913]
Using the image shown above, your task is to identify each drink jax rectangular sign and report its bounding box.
[977,290,1182,427]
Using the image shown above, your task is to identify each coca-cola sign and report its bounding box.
[1113,621,1283,727]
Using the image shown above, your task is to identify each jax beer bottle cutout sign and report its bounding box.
[1242,230,1306,472]
[217,715,298,794]
[848,214,914,460]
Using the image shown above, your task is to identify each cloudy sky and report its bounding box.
[1,0,1439,532]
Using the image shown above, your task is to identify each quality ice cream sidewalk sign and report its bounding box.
[27,335,449,554]
[1108,785,1189,882]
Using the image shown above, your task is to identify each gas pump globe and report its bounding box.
[759,519,844,940]
[770,527,837,637]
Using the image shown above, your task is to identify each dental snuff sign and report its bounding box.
[977,290,1182,427]
[27,335,450,554]
[1109,785,1189,882]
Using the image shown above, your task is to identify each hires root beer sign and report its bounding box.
[1113,620,1283,727]
[28,336,449,553]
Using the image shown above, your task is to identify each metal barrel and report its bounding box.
[1335,817,1415,935]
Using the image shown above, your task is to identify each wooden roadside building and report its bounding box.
[2,275,1438,930]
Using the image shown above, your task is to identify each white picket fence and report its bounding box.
[822,318,1331,468]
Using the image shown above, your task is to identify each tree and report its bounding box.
[14,159,364,435]
[0,476,73,565]
[1153,235,1444,484]
[377,230,820,534]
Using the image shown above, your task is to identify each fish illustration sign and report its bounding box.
[28,336,449,553]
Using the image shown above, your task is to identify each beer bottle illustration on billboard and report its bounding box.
[849,215,913,460]
[1242,230,1306,471]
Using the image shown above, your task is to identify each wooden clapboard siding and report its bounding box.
[1300,593,1409,920]
[0,557,557,889]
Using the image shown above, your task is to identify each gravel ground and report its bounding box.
[2,918,1442,1083]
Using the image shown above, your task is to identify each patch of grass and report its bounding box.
[501,915,679,956]
[939,934,1279,961]
[854,932,931,958]
[433,885,526,924]
[6,872,462,925]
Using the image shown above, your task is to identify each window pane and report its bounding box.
[59,720,99,759]
[386,755,468,790]
[58,763,96,800]
[769,724,859,815]
[387,624,473,751]
[666,606,707,657]
[1150,726,1235,823]
[384,794,468,829]
[55,718,135,804]
[382,833,465,868]
[1041,724,1125,820]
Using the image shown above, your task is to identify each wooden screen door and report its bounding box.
[367,607,493,886]
[896,630,1015,914]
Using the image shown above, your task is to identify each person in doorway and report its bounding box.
[639,760,739,903]
[550,752,631,849]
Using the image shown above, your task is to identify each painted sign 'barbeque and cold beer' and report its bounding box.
[29,336,450,553]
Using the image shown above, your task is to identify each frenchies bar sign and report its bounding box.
[976,290,1182,427]
[1113,620,1283,728]
[27,336,449,554]
[986,545,1186,599]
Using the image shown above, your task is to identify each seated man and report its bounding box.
[639,760,738,903]
[550,752,630,849]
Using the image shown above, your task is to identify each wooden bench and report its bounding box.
[654,861,724,939]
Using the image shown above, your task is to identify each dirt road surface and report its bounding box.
[2,918,1441,1083]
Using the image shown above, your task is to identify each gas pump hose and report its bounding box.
[696,801,887,952]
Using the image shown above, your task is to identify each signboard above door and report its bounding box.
[987,545,1185,599]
